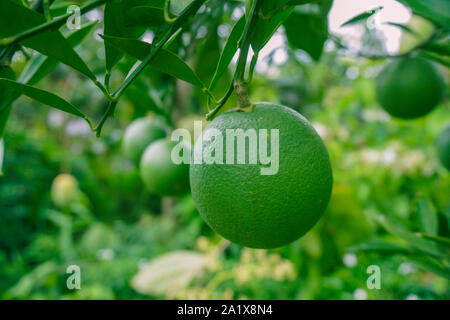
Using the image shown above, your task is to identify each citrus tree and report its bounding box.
[0,0,449,299]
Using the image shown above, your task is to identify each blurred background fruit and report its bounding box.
[436,124,450,170]
[51,173,81,209]
[375,57,445,119]
[122,117,167,165]
[140,139,191,196]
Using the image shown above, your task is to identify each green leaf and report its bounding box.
[209,17,245,91]
[0,139,4,176]
[398,0,450,29]
[101,35,206,88]
[195,23,222,86]
[422,39,450,56]
[19,22,97,86]
[261,0,320,13]
[287,0,321,5]
[366,208,444,259]
[348,241,415,255]
[0,78,91,122]
[385,22,417,35]
[419,50,450,68]
[0,106,12,139]
[251,6,295,52]
[417,233,450,248]
[283,3,330,61]
[416,198,438,236]
[104,0,150,72]
[340,6,383,27]
[0,66,15,138]
[408,256,450,280]
[124,6,166,28]
[0,0,96,80]
[1,23,96,113]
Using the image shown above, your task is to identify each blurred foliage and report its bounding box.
[0,0,449,300]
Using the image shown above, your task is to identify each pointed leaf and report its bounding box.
[209,17,245,91]
[416,198,438,236]
[283,7,328,60]
[340,6,383,27]
[0,66,15,137]
[0,79,90,121]
[0,0,96,80]
[417,233,450,248]
[101,35,206,88]
[104,0,150,72]
[366,208,443,259]
[19,22,97,86]
[287,0,321,5]
[0,139,4,176]
[419,51,450,68]
[251,6,295,52]
[124,6,166,28]
[385,22,417,35]
[408,256,450,280]
[398,0,450,29]
[1,23,96,112]
[0,106,12,139]
[422,39,450,57]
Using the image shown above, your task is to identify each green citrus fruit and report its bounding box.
[375,57,445,119]
[436,124,450,170]
[51,173,80,208]
[190,102,333,248]
[122,117,167,164]
[140,139,191,196]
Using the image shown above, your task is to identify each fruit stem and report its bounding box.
[206,0,263,119]
[234,80,251,108]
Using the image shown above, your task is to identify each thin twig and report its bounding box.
[206,0,263,120]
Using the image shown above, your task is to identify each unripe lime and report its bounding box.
[436,124,450,170]
[375,57,445,119]
[122,117,167,165]
[51,174,80,208]
[190,103,333,249]
[140,139,191,196]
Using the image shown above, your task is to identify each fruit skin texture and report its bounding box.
[376,57,445,119]
[122,117,166,165]
[190,103,333,249]
[140,139,191,196]
[436,124,450,170]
